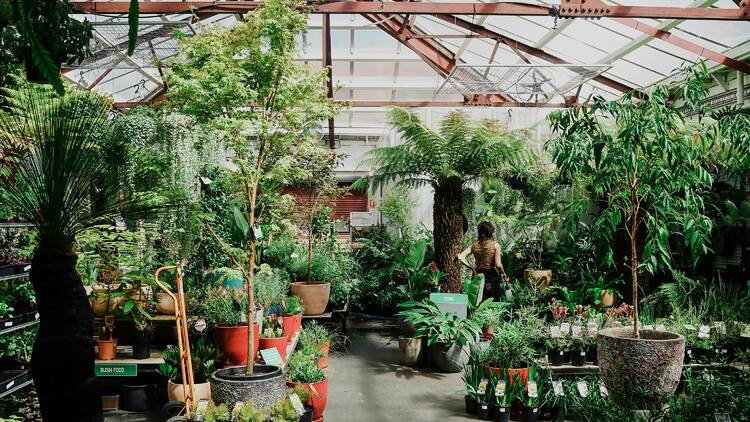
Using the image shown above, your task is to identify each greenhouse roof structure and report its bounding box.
[67,1,750,119]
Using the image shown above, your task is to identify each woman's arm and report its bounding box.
[457,246,474,272]
[494,242,508,279]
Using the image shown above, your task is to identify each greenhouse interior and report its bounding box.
[1,1,750,421]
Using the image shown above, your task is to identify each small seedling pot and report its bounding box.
[464,395,478,414]
[551,406,565,422]
[495,406,511,422]
[132,331,152,359]
[562,350,572,364]
[477,402,492,420]
[523,406,539,422]
[586,346,597,364]
[548,349,563,366]
[571,349,586,367]
[120,383,157,412]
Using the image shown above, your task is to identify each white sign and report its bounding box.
[289,394,306,415]
[577,381,589,397]
[553,380,564,397]
[560,322,571,335]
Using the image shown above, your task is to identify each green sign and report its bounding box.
[96,363,137,377]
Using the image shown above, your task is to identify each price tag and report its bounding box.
[289,394,306,415]
[528,380,538,398]
[655,324,667,332]
[260,348,283,367]
[553,380,564,397]
[572,325,582,338]
[560,322,571,335]
[577,381,589,398]
[599,382,608,398]
[495,380,506,398]
[550,326,561,338]
[477,378,488,395]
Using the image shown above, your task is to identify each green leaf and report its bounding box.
[127,0,140,56]
[122,300,135,314]
[17,0,64,95]
[232,205,249,238]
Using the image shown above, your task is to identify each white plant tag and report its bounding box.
[714,413,732,422]
[528,381,538,398]
[713,322,726,335]
[6,380,14,389]
[253,225,263,240]
[684,324,696,331]
[550,326,561,338]
[289,394,306,415]
[572,325,582,338]
[495,380,506,398]
[23,265,31,272]
[599,381,608,398]
[698,325,710,339]
[655,324,667,332]
[577,381,589,398]
[742,324,750,338]
[477,378,488,395]
[560,322,571,335]
[553,380,564,397]
[643,325,654,330]
[4,321,11,327]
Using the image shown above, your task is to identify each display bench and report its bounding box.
[547,362,749,376]
[0,370,33,400]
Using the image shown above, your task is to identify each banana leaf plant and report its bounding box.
[397,299,481,347]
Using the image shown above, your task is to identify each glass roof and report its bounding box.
[65,0,750,128]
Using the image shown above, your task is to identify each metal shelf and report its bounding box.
[0,318,39,337]
[0,370,33,400]
[0,272,29,283]
[0,223,33,229]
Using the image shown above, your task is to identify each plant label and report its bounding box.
[253,224,263,240]
[655,324,667,332]
[684,324,696,331]
[713,322,726,335]
[643,325,654,330]
[34,313,39,320]
[714,413,732,422]
[289,394,306,415]
[231,402,243,420]
[260,348,283,367]
[6,380,14,389]
[572,325,582,338]
[599,382,608,398]
[499,407,506,413]
[194,318,207,333]
[550,326,561,338]
[505,289,513,302]
[481,404,488,410]
[553,380,564,397]
[477,378,488,395]
[3,321,11,327]
[560,322,571,335]
[528,381,538,398]
[577,381,589,398]
[698,325,711,339]
[495,380,506,398]
[195,399,209,419]
[742,325,750,338]
[23,265,30,272]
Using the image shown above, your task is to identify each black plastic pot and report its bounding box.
[132,331,153,359]
[523,406,538,422]
[562,350,572,364]
[465,395,478,414]
[684,349,692,364]
[571,349,586,367]
[0,265,13,277]
[495,406,511,422]
[299,406,313,422]
[586,346,597,364]
[551,406,565,422]
[478,402,492,420]
[692,347,712,363]
[120,383,157,412]
[548,349,563,366]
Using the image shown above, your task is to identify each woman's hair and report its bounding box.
[477,221,494,240]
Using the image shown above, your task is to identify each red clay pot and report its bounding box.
[259,336,289,362]
[293,314,303,333]
[318,341,330,369]
[282,315,297,341]
[288,378,328,420]
[488,366,529,389]
[97,339,117,360]
[290,282,330,315]
[213,324,259,365]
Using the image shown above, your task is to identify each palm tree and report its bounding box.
[357,108,526,292]
[0,86,163,421]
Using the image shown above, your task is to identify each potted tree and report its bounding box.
[157,338,221,403]
[548,64,714,403]
[119,295,154,359]
[194,286,258,366]
[290,143,348,316]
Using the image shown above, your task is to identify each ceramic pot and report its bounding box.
[318,341,330,368]
[211,365,286,409]
[600,290,615,307]
[430,342,469,373]
[156,292,190,315]
[523,269,552,291]
[213,324,260,365]
[167,380,211,402]
[398,336,424,366]
[287,378,328,420]
[290,282,330,315]
[281,315,297,341]
[258,336,288,362]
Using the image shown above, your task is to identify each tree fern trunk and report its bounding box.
[31,248,103,422]
[433,181,464,293]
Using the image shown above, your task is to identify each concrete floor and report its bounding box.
[326,317,470,422]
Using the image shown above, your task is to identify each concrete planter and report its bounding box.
[290,282,330,315]
[430,342,469,373]
[398,336,424,366]
[210,365,285,409]
[598,328,685,403]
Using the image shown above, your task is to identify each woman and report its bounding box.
[457,221,508,301]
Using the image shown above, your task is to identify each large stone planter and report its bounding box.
[398,336,424,366]
[210,365,285,409]
[290,282,330,315]
[598,328,685,403]
[430,342,470,373]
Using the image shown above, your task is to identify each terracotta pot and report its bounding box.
[259,337,289,362]
[598,328,685,404]
[318,341,330,368]
[156,292,190,315]
[488,366,528,388]
[600,290,615,307]
[483,324,494,339]
[523,269,552,291]
[97,339,117,360]
[167,380,211,402]
[288,378,328,420]
[398,336,423,366]
[213,324,260,365]
[290,282,331,316]
[281,315,297,341]
[293,315,303,333]
[90,294,122,317]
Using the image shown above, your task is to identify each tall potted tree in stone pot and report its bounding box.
[547,64,714,403]
[163,0,339,408]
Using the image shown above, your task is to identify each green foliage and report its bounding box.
[203,402,231,422]
[0,325,36,363]
[253,264,290,309]
[234,400,265,422]
[287,351,325,384]
[261,316,283,338]
[126,0,138,56]
[462,346,484,401]
[282,295,304,316]
[269,399,298,422]
[379,185,417,238]
[299,320,334,349]
[397,299,481,347]
[156,337,221,384]
[191,286,248,328]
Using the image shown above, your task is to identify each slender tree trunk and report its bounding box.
[630,209,639,339]
[433,181,464,293]
[31,248,103,422]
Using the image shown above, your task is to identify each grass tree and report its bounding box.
[0,86,164,420]
[164,0,338,374]
[356,108,526,292]
[546,65,714,338]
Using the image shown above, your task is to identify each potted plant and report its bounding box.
[398,299,481,373]
[281,295,304,341]
[299,321,335,369]
[154,270,190,315]
[157,338,221,402]
[290,143,348,316]
[522,365,540,422]
[543,375,568,422]
[119,296,154,359]
[462,347,483,414]
[494,370,516,422]
[485,320,535,384]
[477,372,496,421]
[286,351,328,421]
[289,385,314,422]
[97,315,117,361]
[259,316,288,362]
[548,65,715,403]
[585,275,621,308]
